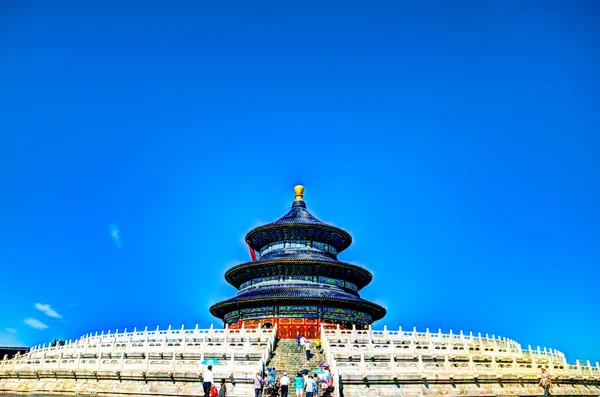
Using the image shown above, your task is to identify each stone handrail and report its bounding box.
[320,324,600,382]
[0,325,277,377]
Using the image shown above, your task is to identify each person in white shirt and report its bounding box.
[305,343,311,361]
[304,375,316,397]
[279,372,289,397]
[203,365,214,397]
[300,336,307,350]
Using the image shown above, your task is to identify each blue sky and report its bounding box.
[0,1,598,363]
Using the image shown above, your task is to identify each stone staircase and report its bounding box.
[267,339,327,393]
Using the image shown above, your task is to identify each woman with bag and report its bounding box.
[253,372,263,397]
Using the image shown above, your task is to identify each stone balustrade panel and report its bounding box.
[1,326,276,378]
[321,325,600,383]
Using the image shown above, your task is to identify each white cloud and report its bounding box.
[24,318,48,330]
[109,223,122,248]
[5,328,17,334]
[35,303,62,319]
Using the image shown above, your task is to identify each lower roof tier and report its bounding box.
[224,258,373,290]
[209,282,386,322]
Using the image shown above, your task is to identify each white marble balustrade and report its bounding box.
[320,324,600,381]
[0,325,276,376]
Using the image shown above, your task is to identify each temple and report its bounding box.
[1,186,599,396]
[210,186,386,339]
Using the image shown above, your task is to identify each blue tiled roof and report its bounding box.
[270,200,328,226]
[224,258,373,290]
[245,200,352,252]
[210,283,386,320]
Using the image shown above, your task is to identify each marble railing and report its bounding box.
[24,325,274,357]
[0,325,276,377]
[321,325,600,381]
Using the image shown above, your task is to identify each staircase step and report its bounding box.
[263,339,330,395]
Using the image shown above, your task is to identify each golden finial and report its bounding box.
[294,185,305,201]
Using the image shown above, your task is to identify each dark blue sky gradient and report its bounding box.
[0,1,598,362]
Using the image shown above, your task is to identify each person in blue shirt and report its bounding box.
[293,373,304,397]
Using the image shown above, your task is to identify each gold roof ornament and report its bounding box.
[294,185,304,201]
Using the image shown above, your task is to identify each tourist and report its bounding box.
[315,338,321,353]
[262,373,270,397]
[304,375,316,397]
[296,335,302,350]
[203,365,214,397]
[293,373,304,397]
[538,367,552,397]
[218,378,227,397]
[271,379,280,397]
[319,380,327,397]
[305,342,311,361]
[268,368,276,393]
[300,335,307,351]
[279,372,289,397]
[253,372,263,397]
[324,367,333,386]
[262,368,269,397]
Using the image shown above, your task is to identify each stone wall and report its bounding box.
[340,382,600,397]
[0,378,255,397]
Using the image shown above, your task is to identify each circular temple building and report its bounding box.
[210,186,386,339]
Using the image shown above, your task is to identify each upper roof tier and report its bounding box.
[245,186,353,254]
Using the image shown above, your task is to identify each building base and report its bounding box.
[227,318,368,339]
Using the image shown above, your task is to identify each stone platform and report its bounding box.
[0,377,255,397]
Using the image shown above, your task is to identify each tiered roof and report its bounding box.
[210,186,386,322]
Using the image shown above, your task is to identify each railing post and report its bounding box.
[144,348,150,371]
[359,353,365,377]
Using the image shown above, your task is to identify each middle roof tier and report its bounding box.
[224,257,373,291]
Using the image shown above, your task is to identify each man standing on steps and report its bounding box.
[305,342,311,361]
[305,375,316,397]
[203,365,214,397]
[253,372,263,397]
[280,372,289,397]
